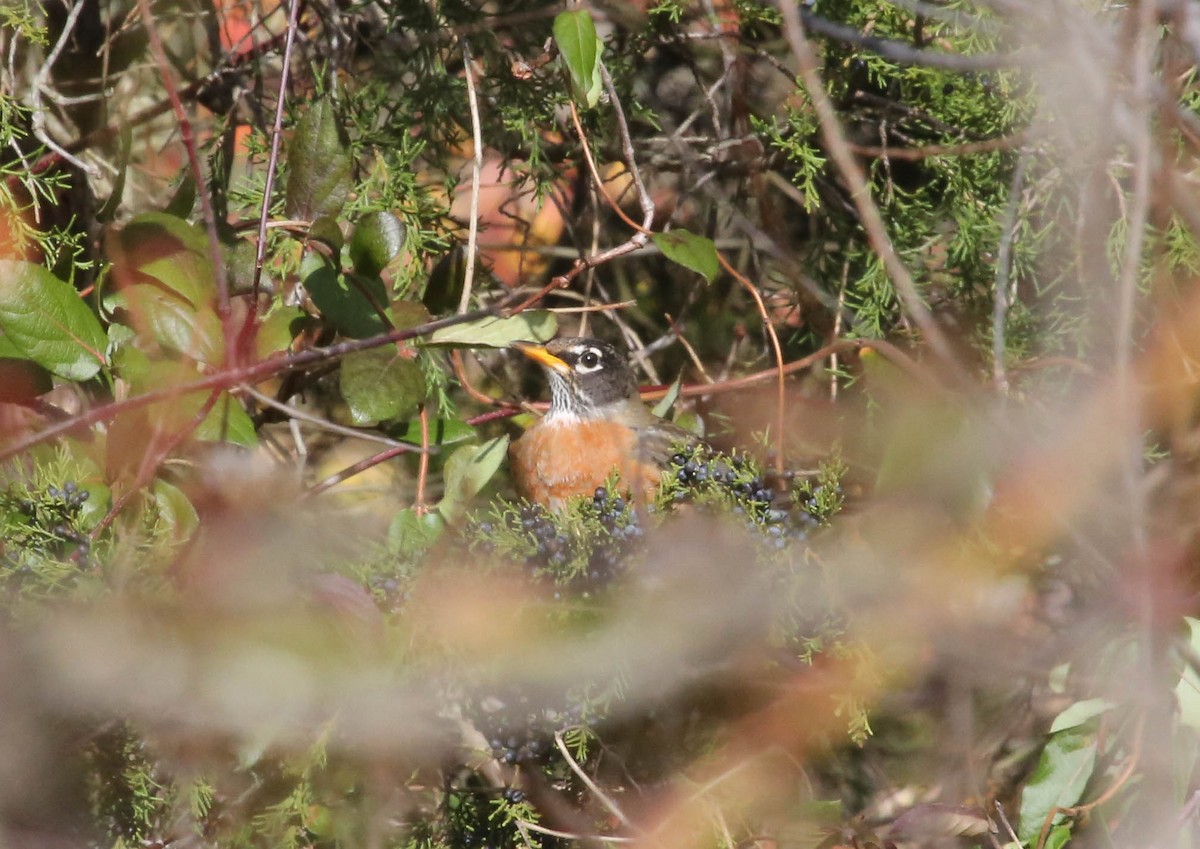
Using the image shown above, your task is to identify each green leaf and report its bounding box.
[1049,698,1115,733]
[652,229,720,282]
[385,416,476,447]
[424,311,557,347]
[349,211,406,277]
[151,478,199,545]
[651,376,682,418]
[1017,727,1098,843]
[438,435,509,522]
[423,247,467,315]
[388,507,446,554]
[308,215,344,255]
[339,347,426,426]
[193,392,257,447]
[255,306,305,360]
[118,284,224,364]
[109,213,214,305]
[165,174,197,219]
[302,254,387,339]
[285,96,352,221]
[0,260,107,380]
[1177,617,1200,732]
[553,9,603,109]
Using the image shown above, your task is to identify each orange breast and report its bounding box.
[510,419,663,510]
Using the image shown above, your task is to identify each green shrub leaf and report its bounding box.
[553,9,603,109]
[424,311,556,347]
[0,260,107,380]
[652,229,720,282]
[438,435,509,522]
[108,213,214,306]
[286,96,352,220]
[340,347,426,426]
[349,211,406,277]
[1017,725,1098,843]
[302,254,387,339]
[118,284,224,364]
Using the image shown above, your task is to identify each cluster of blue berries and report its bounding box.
[475,486,643,595]
[4,480,93,568]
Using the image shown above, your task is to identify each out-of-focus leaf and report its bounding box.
[339,347,426,426]
[165,174,197,219]
[1177,617,1200,732]
[386,416,475,447]
[108,212,214,306]
[151,478,199,544]
[1017,726,1097,843]
[96,123,132,223]
[118,284,224,364]
[423,247,466,315]
[0,359,52,403]
[388,507,446,554]
[285,97,352,220]
[424,311,556,347]
[256,306,305,359]
[0,259,107,380]
[1044,823,1073,849]
[438,435,508,522]
[553,9,603,109]
[302,254,387,339]
[192,392,258,447]
[391,301,432,331]
[349,211,405,277]
[222,235,261,295]
[652,229,719,282]
[1049,698,1115,733]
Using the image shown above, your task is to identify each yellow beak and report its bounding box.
[511,340,571,374]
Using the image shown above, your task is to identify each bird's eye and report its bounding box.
[576,349,602,372]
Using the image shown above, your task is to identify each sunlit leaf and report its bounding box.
[424,311,556,347]
[340,347,426,426]
[302,254,387,339]
[553,9,603,109]
[386,417,476,447]
[388,507,446,554]
[652,229,720,282]
[0,259,107,380]
[349,211,406,277]
[438,435,509,522]
[108,213,214,305]
[285,96,352,220]
[118,284,224,364]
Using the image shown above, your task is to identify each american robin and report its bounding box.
[509,337,697,510]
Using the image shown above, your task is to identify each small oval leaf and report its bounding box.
[349,211,406,277]
[652,229,720,282]
[286,97,352,221]
[0,260,107,380]
[340,347,426,426]
[553,9,603,109]
[438,435,509,522]
[424,311,557,348]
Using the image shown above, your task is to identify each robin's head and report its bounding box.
[512,337,639,419]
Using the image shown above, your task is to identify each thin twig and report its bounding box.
[458,39,484,314]
[553,731,638,832]
[240,385,415,449]
[249,0,302,313]
[414,405,431,513]
[30,0,99,178]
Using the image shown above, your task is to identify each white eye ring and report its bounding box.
[575,347,604,374]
